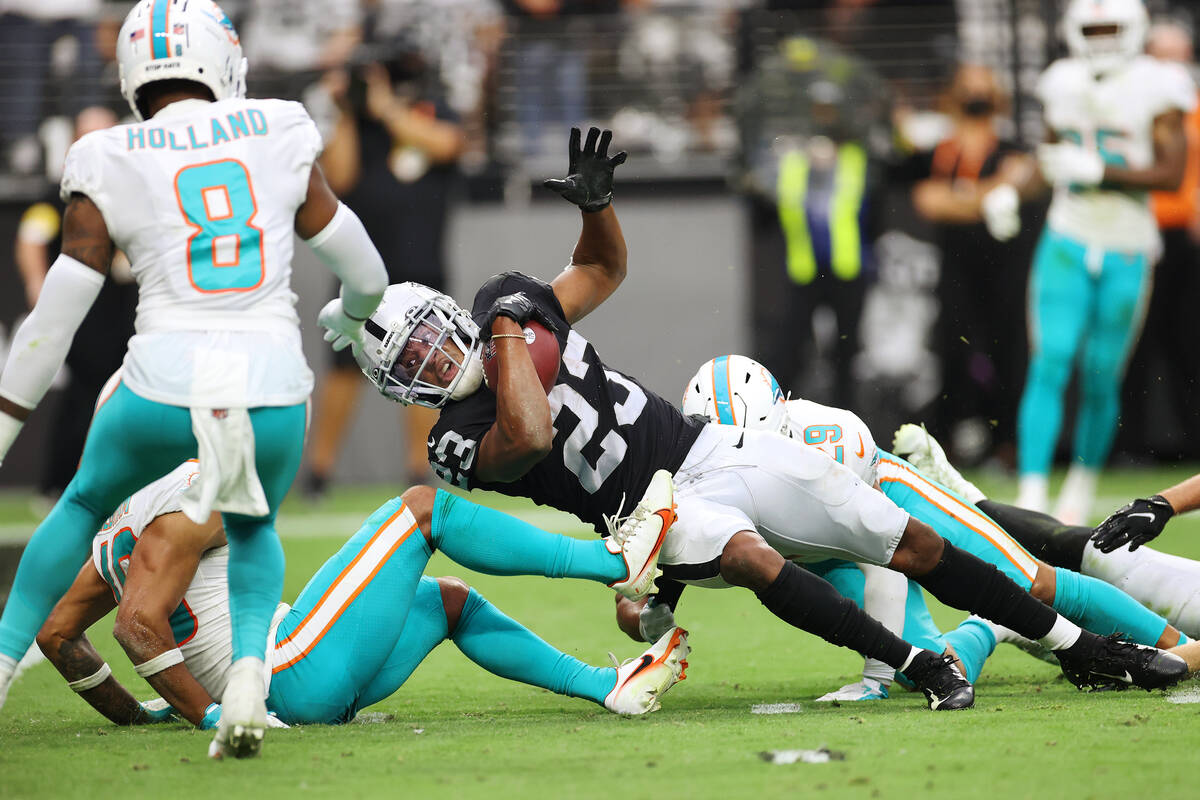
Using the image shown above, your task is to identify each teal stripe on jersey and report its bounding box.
[151,0,169,59]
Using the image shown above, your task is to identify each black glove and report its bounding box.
[1090,495,1175,553]
[542,126,627,212]
[480,292,558,342]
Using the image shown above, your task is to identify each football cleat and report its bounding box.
[892,423,985,505]
[604,627,690,715]
[1055,633,1189,691]
[209,659,267,760]
[904,652,975,710]
[605,469,676,601]
[815,678,889,702]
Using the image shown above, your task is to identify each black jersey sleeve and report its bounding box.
[470,271,569,338]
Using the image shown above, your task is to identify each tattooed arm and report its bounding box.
[36,562,153,725]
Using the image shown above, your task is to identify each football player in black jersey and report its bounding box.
[336,127,1187,707]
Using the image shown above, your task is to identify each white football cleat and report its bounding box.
[604,627,690,715]
[605,469,676,601]
[892,423,985,505]
[209,658,268,760]
[815,678,889,702]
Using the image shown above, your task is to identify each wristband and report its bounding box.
[134,647,184,677]
[68,662,112,692]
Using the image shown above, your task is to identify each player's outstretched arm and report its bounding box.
[0,193,112,466]
[297,163,388,357]
[112,511,225,727]
[1092,472,1200,553]
[544,127,629,325]
[37,562,161,725]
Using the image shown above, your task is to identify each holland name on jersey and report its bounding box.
[125,108,269,152]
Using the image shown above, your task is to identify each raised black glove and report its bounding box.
[542,126,627,212]
[480,292,558,342]
[1090,495,1175,553]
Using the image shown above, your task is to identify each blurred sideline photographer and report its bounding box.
[908,65,1037,468]
[14,106,135,501]
[305,41,466,496]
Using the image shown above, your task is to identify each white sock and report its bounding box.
[1053,465,1098,524]
[1037,615,1082,651]
[861,658,896,687]
[1081,542,1200,639]
[1016,474,1049,513]
[0,652,16,681]
[899,646,921,672]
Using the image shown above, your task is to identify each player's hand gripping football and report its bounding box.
[317,297,367,359]
[543,127,627,212]
[1090,495,1175,553]
[480,292,559,342]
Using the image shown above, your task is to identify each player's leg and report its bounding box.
[267,497,432,725]
[0,383,197,671]
[878,452,1182,652]
[898,423,1200,641]
[406,477,670,599]
[1016,230,1091,511]
[211,401,307,757]
[1058,249,1152,523]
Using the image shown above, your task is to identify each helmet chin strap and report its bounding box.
[449,354,484,401]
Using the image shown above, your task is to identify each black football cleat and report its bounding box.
[904,652,975,710]
[1055,633,1189,691]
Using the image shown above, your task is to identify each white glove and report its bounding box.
[638,599,677,643]
[317,297,366,359]
[981,184,1020,242]
[815,678,889,702]
[139,697,179,723]
[1037,142,1105,188]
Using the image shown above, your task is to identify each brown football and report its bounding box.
[481,320,560,394]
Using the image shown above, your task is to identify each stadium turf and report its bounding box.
[2,466,1199,799]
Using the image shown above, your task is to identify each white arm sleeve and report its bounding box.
[0,254,105,409]
[304,202,388,320]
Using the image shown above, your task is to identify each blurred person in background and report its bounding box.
[13,105,135,503]
[1121,19,1200,460]
[239,0,363,100]
[981,0,1193,523]
[737,36,890,409]
[0,0,105,174]
[908,64,1036,468]
[305,40,466,498]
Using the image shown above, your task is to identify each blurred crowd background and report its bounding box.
[0,0,1197,496]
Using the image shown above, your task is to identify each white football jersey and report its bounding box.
[60,97,323,407]
[783,399,880,486]
[1038,55,1196,253]
[91,461,286,701]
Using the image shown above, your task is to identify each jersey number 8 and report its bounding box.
[175,159,265,293]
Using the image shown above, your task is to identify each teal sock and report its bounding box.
[1052,567,1172,646]
[452,589,618,705]
[222,516,286,661]
[431,491,624,584]
[942,618,996,684]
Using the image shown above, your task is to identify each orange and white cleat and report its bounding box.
[604,627,690,715]
[605,470,676,601]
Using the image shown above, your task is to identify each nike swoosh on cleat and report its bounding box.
[734,433,745,449]
[624,655,655,683]
[1092,670,1133,683]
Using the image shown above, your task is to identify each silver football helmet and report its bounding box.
[681,355,789,436]
[360,283,484,408]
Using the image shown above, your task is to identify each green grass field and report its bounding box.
[2,467,1199,799]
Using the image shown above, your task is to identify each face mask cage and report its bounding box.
[371,295,479,408]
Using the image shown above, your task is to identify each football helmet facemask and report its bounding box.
[117,0,248,121]
[1062,0,1148,77]
[681,355,789,436]
[360,283,484,408]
